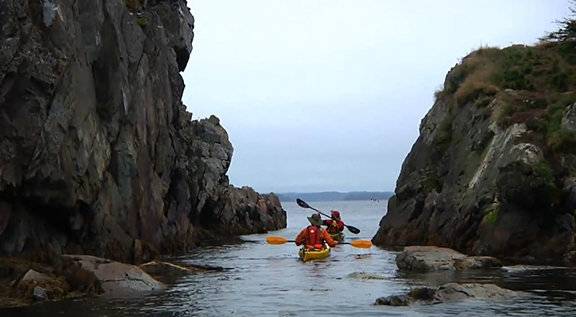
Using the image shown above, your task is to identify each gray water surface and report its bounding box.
[2,200,576,316]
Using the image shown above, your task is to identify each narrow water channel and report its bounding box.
[3,200,576,316]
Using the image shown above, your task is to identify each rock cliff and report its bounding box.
[0,0,286,264]
[372,38,576,265]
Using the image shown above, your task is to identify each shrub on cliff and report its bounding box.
[433,1,576,154]
[436,0,576,102]
[437,44,576,109]
[540,0,576,44]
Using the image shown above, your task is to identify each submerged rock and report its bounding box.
[502,265,569,273]
[183,263,228,272]
[396,246,502,272]
[139,260,195,277]
[346,272,386,280]
[374,283,518,306]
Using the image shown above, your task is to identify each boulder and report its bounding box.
[62,255,164,293]
[20,270,51,283]
[32,287,53,301]
[396,246,502,272]
[374,283,518,306]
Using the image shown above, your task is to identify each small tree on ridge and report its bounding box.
[541,0,576,43]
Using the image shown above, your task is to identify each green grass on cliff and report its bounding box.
[433,38,576,153]
[427,4,576,207]
[482,203,499,225]
[419,4,576,228]
[435,42,576,107]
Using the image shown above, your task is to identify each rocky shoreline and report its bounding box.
[0,253,232,308]
[0,0,287,308]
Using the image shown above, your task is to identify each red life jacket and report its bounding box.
[325,219,344,233]
[306,225,324,249]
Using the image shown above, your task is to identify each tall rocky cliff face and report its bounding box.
[372,42,576,266]
[0,0,286,264]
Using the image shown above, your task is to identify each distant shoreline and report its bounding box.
[275,191,393,202]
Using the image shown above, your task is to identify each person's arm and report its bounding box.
[295,228,306,246]
[322,230,337,247]
[338,221,345,231]
[322,219,330,226]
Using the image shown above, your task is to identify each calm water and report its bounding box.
[2,200,576,316]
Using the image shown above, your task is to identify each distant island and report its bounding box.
[275,191,394,202]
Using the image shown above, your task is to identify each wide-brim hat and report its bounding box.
[307,213,323,226]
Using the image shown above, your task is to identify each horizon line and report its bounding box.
[269,190,394,194]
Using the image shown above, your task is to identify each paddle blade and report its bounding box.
[346,225,361,234]
[349,240,372,248]
[296,198,310,209]
[266,236,288,245]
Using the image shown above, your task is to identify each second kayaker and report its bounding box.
[321,210,345,234]
[295,213,338,250]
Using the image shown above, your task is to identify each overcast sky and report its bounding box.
[182,0,570,193]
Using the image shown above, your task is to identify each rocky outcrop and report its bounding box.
[396,246,502,272]
[0,254,180,306]
[372,42,576,266]
[0,0,286,264]
[374,283,518,306]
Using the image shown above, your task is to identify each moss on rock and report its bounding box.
[482,202,499,225]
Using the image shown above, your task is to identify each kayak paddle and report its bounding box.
[266,236,372,248]
[296,198,361,234]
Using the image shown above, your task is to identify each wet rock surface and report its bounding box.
[396,246,502,272]
[137,259,228,281]
[374,283,518,306]
[139,260,196,278]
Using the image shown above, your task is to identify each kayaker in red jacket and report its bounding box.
[295,213,337,250]
[322,210,345,234]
